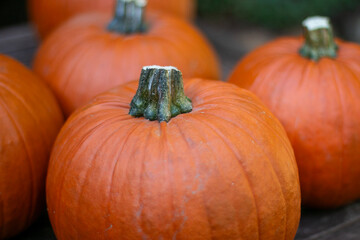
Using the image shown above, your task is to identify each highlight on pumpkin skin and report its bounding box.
[107,0,148,33]
[129,66,192,122]
[299,16,338,61]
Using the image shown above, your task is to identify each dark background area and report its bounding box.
[0,0,27,28]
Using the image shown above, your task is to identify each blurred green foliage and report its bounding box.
[198,0,360,29]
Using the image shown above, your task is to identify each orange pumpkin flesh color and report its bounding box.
[46,66,300,240]
[229,16,360,208]
[28,0,196,39]
[33,0,220,117]
[0,55,64,239]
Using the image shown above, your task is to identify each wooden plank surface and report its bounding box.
[1,23,360,240]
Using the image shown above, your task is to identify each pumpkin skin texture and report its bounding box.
[33,13,220,117]
[0,55,64,239]
[229,37,360,208]
[46,77,300,240]
[28,0,196,39]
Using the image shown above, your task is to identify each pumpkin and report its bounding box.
[0,55,64,239]
[229,16,360,208]
[33,0,220,117]
[46,66,300,240]
[28,0,196,38]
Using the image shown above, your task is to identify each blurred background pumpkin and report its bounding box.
[28,0,197,38]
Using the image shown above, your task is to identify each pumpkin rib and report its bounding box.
[37,25,99,78]
[270,59,307,112]
[0,95,35,228]
[50,116,122,235]
[192,114,262,239]
[105,121,148,238]
[288,61,313,197]
[172,120,214,238]
[251,56,295,100]
[194,116,257,238]
[137,125,158,238]
[204,111,290,239]
[161,123,182,237]
[201,112,291,239]
[0,80,50,149]
[72,120,130,238]
[202,100,296,174]
[180,116,246,238]
[328,62,347,205]
[59,35,111,110]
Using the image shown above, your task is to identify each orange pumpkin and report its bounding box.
[28,0,196,38]
[0,55,64,238]
[34,0,220,117]
[46,66,300,240]
[229,16,360,208]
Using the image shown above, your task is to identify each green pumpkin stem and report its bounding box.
[299,16,338,61]
[129,66,193,122]
[107,0,147,33]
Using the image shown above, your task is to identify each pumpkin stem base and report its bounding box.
[108,0,147,34]
[299,16,338,61]
[129,66,192,122]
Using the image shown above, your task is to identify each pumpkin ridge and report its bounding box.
[328,62,347,205]
[40,29,100,80]
[72,119,135,238]
[161,123,183,237]
[105,121,149,238]
[0,95,35,228]
[251,55,296,96]
[203,111,293,239]
[336,59,360,89]
[0,81,51,149]
[207,101,296,173]
[136,123,157,238]
[190,114,261,239]
[59,34,110,108]
[202,112,290,239]
[50,115,125,235]
[172,120,213,238]
[183,112,260,239]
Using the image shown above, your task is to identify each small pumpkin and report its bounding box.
[0,55,64,239]
[33,0,220,117]
[28,0,196,38]
[46,66,300,240]
[229,16,360,208]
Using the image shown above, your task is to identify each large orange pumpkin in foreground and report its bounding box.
[46,66,300,240]
[34,0,220,116]
[229,16,360,208]
[0,55,63,239]
[28,0,196,38]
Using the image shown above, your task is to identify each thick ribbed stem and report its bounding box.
[299,16,338,61]
[107,0,147,34]
[129,66,193,122]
